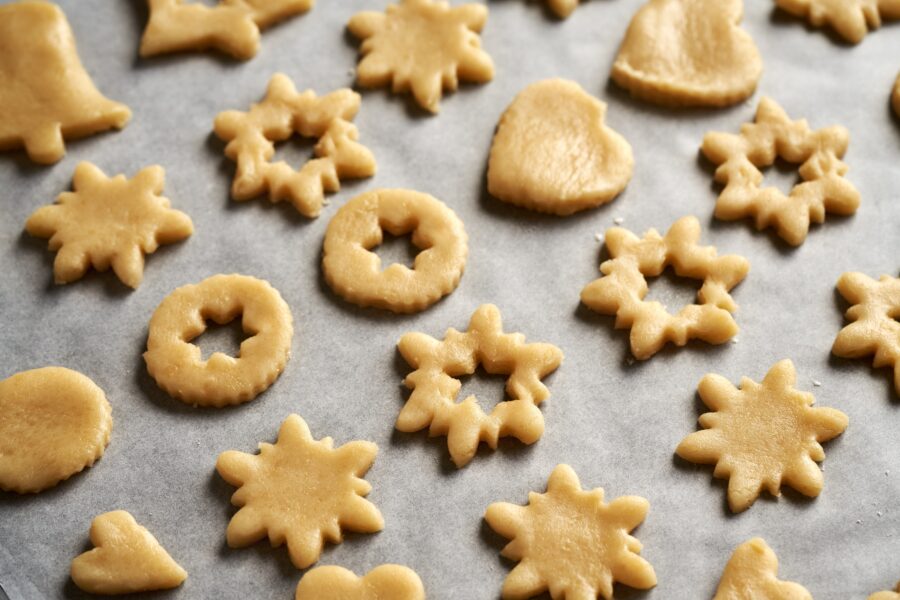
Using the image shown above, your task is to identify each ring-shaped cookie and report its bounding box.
[144,274,293,407]
[323,188,468,313]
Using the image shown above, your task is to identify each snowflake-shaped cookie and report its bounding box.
[348,0,495,113]
[580,215,749,360]
[676,359,848,513]
[775,0,899,44]
[397,304,563,467]
[833,272,900,395]
[213,73,376,218]
[25,162,193,288]
[216,414,384,569]
[713,538,812,600]
[485,464,657,600]
[295,565,425,600]
[702,97,860,246]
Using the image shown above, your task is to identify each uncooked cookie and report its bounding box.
[775,0,900,44]
[487,79,633,216]
[893,72,900,118]
[0,367,111,494]
[676,359,848,512]
[216,414,384,569]
[0,1,131,164]
[713,538,812,600]
[348,0,495,113]
[870,582,900,600]
[545,0,580,18]
[71,511,187,595]
[611,0,762,107]
[485,464,656,600]
[295,565,425,600]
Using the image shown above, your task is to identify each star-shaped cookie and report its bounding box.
[713,538,812,600]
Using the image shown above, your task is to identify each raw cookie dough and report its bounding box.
[295,565,425,600]
[545,0,580,18]
[487,79,634,216]
[893,72,900,118]
[144,274,293,407]
[323,188,468,313]
[213,73,376,218]
[25,162,193,289]
[397,304,563,467]
[611,0,762,107]
[702,96,860,246]
[713,538,812,600]
[140,0,313,60]
[0,1,131,164]
[676,359,848,513]
[484,464,656,600]
[832,272,900,395]
[775,0,900,44]
[580,216,749,360]
[347,0,495,113]
[216,414,384,569]
[71,510,187,595]
[0,367,112,494]
[870,582,900,600]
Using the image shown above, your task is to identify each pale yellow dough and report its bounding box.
[144,274,293,407]
[870,582,900,600]
[71,510,187,595]
[216,414,384,569]
[0,367,111,494]
[397,304,563,467]
[323,189,468,313]
[295,565,425,600]
[713,538,812,600]
[611,0,762,107]
[348,0,495,113]
[485,464,656,600]
[775,0,900,44]
[0,1,131,164]
[487,79,633,216]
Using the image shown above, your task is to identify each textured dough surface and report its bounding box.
[487,79,633,216]
[0,367,112,494]
[295,564,425,600]
[775,0,900,44]
[713,538,812,599]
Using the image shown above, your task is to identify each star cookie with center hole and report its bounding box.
[775,0,900,44]
[713,538,812,600]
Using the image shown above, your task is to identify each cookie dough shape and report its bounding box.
[485,464,656,600]
[676,360,848,513]
[140,0,313,60]
[611,0,762,107]
[580,216,749,360]
[545,0,581,18]
[487,79,634,216]
[832,272,900,395]
[870,582,900,600]
[0,1,131,164]
[893,73,900,117]
[323,189,468,313]
[295,565,425,600]
[702,97,860,246]
[216,414,384,569]
[0,367,111,494]
[713,538,812,600]
[398,304,563,467]
[348,0,495,113]
[144,274,293,407]
[214,73,376,218]
[775,0,900,44]
[71,511,187,595]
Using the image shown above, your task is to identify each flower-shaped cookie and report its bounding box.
[702,97,860,246]
[713,538,812,600]
[397,304,563,467]
[213,73,376,218]
[485,464,657,600]
[775,0,899,44]
[832,272,900,395]
[580,216,749,359]
[348,0,495,113]
[25,162,193,288]
[216,414,383,569]
[870,581,900,600]
[295,565,425,600]
[676,360,848,513]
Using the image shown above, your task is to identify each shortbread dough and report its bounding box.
[676,359,848,513]
[487,79,633,216]
[348,0,495,113]
[216,414,384,569]
[775,0,900,44]
[397,304,563,467]
[71,511,187,595]
[0,367,111,494]
[295,565,425,600]
[714,538,812,599]
[144,274,293,407]
[0,1,131,164]
[485,464,656,600]
[546,0,580,18]
[870,582,900,600]
[611,0,762,107]
[323,189,468,313]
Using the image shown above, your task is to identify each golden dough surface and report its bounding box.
[295,564,425,600]
[870,582,900,600]
[713,538,812,600]
[775,0,900,44]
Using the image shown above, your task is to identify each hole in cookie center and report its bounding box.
[644,268,700,313]
[272,135,317,167]
[192,319,251,360]
[455,366,509,409]
[761,157,803,196]
[373,232,422,270]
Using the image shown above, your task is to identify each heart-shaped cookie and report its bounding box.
[70,511,187,595]
[611,0,762,107]
[487,79,633,216]
[296,564,425,599]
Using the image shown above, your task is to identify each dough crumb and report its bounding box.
[613,216,624,225]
